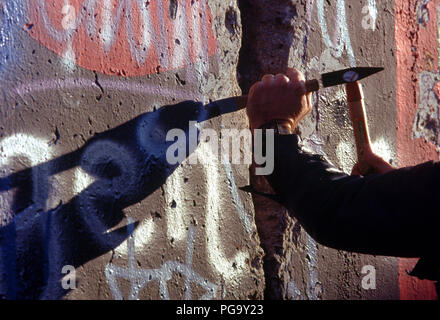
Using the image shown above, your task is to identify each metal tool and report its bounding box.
[204,66,384,176]
[303,66,384,93]
[209,66,384,111]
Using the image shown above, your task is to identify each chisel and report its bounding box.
[219,67,384,110]
[206,66,384,175]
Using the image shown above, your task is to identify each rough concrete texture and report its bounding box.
[0,0,438,300]
[239,0,400,300]
[0,0,264,300]
[395,0,439,300]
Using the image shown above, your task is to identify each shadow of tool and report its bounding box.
[0,98,241,299]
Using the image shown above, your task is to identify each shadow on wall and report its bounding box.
[0,99,232,299]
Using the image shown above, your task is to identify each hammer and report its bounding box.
[209,67,383,175]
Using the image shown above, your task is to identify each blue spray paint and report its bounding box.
[0,221,17,299]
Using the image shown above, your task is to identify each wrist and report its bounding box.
[259,119,295,135]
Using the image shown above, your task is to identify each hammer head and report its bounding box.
[321,67,384,88]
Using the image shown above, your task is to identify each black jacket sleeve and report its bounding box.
[262,134,440,280]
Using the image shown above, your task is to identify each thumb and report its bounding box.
[364,150,395,174]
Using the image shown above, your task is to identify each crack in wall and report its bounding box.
[237,0,298,93]
[236,0,301,300]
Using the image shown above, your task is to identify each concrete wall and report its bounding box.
[395,0,439,300]
[0,0,438,299]
[239,0,399,300]
[0,0,264,300]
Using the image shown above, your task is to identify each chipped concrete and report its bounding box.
[413,70,440,149]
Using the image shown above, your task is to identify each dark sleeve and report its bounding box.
[264,134,440,260]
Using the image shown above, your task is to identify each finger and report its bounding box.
[261,74,274,83]
[248,80,262,97]
[286,68,307,96]
[305,93,312,111]
[274,73,290,86]
[286,68,305,83]
[364,149,387,166]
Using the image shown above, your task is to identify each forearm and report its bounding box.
[264,134,440,258]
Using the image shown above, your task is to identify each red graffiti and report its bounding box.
[27,0,217,76]
[395,0,438,300]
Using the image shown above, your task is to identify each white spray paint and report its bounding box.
[72,167,95,195]
[0,134,54,225]
[172,1,190,69]
[138,112,253,286]
[125,0,154,65]
[189,0,206,62]
[316,0,355,67]
[0,134,55,298]
[61,1,77,72]
[113,216,155,257]
[62,43,76,72]
[199,142,249,284]
[101,0,114,50]
[38,0,204,69]
[287,280,303,300]
[61,4,76,30]
[371,137,395,164]
[188,0,210,90]
[222,157,253,235]
[105,220,217,300]
[362,0,378,31]
[305,233,321,300]
[100,0,154,65]
[9,0,252,299]
[164,166,188,243]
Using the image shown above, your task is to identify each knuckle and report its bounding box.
[286,68,304,80]
[251,80,263,91]
[274,73,290,85]
[291,82,306,95]
[262,74,274,82]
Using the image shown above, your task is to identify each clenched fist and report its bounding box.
[246,68,312,131]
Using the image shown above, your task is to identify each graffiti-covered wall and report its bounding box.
[0,0,438,300]
[395,0,439,300]
[239,0,400,300]
[0,0,264,300]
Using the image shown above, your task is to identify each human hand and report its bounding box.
[246,68,312,131]
[351,148,395,175]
